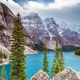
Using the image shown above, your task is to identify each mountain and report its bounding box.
[22,14,60,40]
[44,18,59,39]
[58,22,80,45]
[22,12,80,50]
[43,18,61,49]
[22,13,62,50]
[0,3,43,52]
[58,22,80,50]
[22,12,46,43]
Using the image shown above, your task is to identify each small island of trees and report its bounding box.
[75,49,80,56]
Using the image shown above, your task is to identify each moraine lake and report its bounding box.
[0,51,80,79]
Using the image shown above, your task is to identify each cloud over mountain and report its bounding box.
[0,0,80,28]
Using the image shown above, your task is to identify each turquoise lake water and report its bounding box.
[0,51,80,79]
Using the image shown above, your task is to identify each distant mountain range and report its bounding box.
[22,12,80,50]
[0,3,80,51]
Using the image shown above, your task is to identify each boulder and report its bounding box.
[51,68,80,80]
[30,70,49,80]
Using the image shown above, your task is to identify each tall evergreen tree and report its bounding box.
[0,66,6,80]
[42,45,48,74]
[0,51,3,63]
[10,14,27,80]
[51,48,64,77]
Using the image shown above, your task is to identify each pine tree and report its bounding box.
[0,66,6,80]
[51,48,64,77]
[42,45,48,74]
[0,52,7,63]
[9,14,27,80]
[0,51,3,63]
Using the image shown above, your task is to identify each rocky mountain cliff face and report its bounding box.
[0,2,14,47]
[22,13,60,41]
[22,13,62,49]
[0,3,41,51]
[22,12,46,43]
[22,12,80,50]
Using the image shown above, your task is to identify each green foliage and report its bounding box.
[33,41,44,51]
[0,78,3,80]
[75,49,80,56]
[0,52,3,63]
[9,14,27,80]
[0,51,7,63]
[0,66,6,80]
[51,48,64,77]
[42,45,48,74]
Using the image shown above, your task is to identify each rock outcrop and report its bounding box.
[0,2,15,47]
[30,70,49,80]
[30,68,80,80]
[51,68,80,80]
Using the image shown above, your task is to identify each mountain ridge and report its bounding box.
[22,12,80,50]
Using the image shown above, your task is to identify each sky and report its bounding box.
[15,0,54,5]
[0,0,80,29]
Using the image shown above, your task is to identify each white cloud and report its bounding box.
[0,0,80,28]
[23,0,80,10]
[0,0,80,16]
[0,0,28,16]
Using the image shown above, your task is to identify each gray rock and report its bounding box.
[51,68,80,80]
[30,70,49,80]
[0,2,15,47]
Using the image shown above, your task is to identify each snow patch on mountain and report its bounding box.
[44,22,53,40]
[44,18,59,39]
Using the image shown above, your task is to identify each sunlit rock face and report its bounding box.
[51,68,80,80]
[30,70,49,80]
[0,3,15,31]
[0,3,39,50]
[0,3,15,47]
